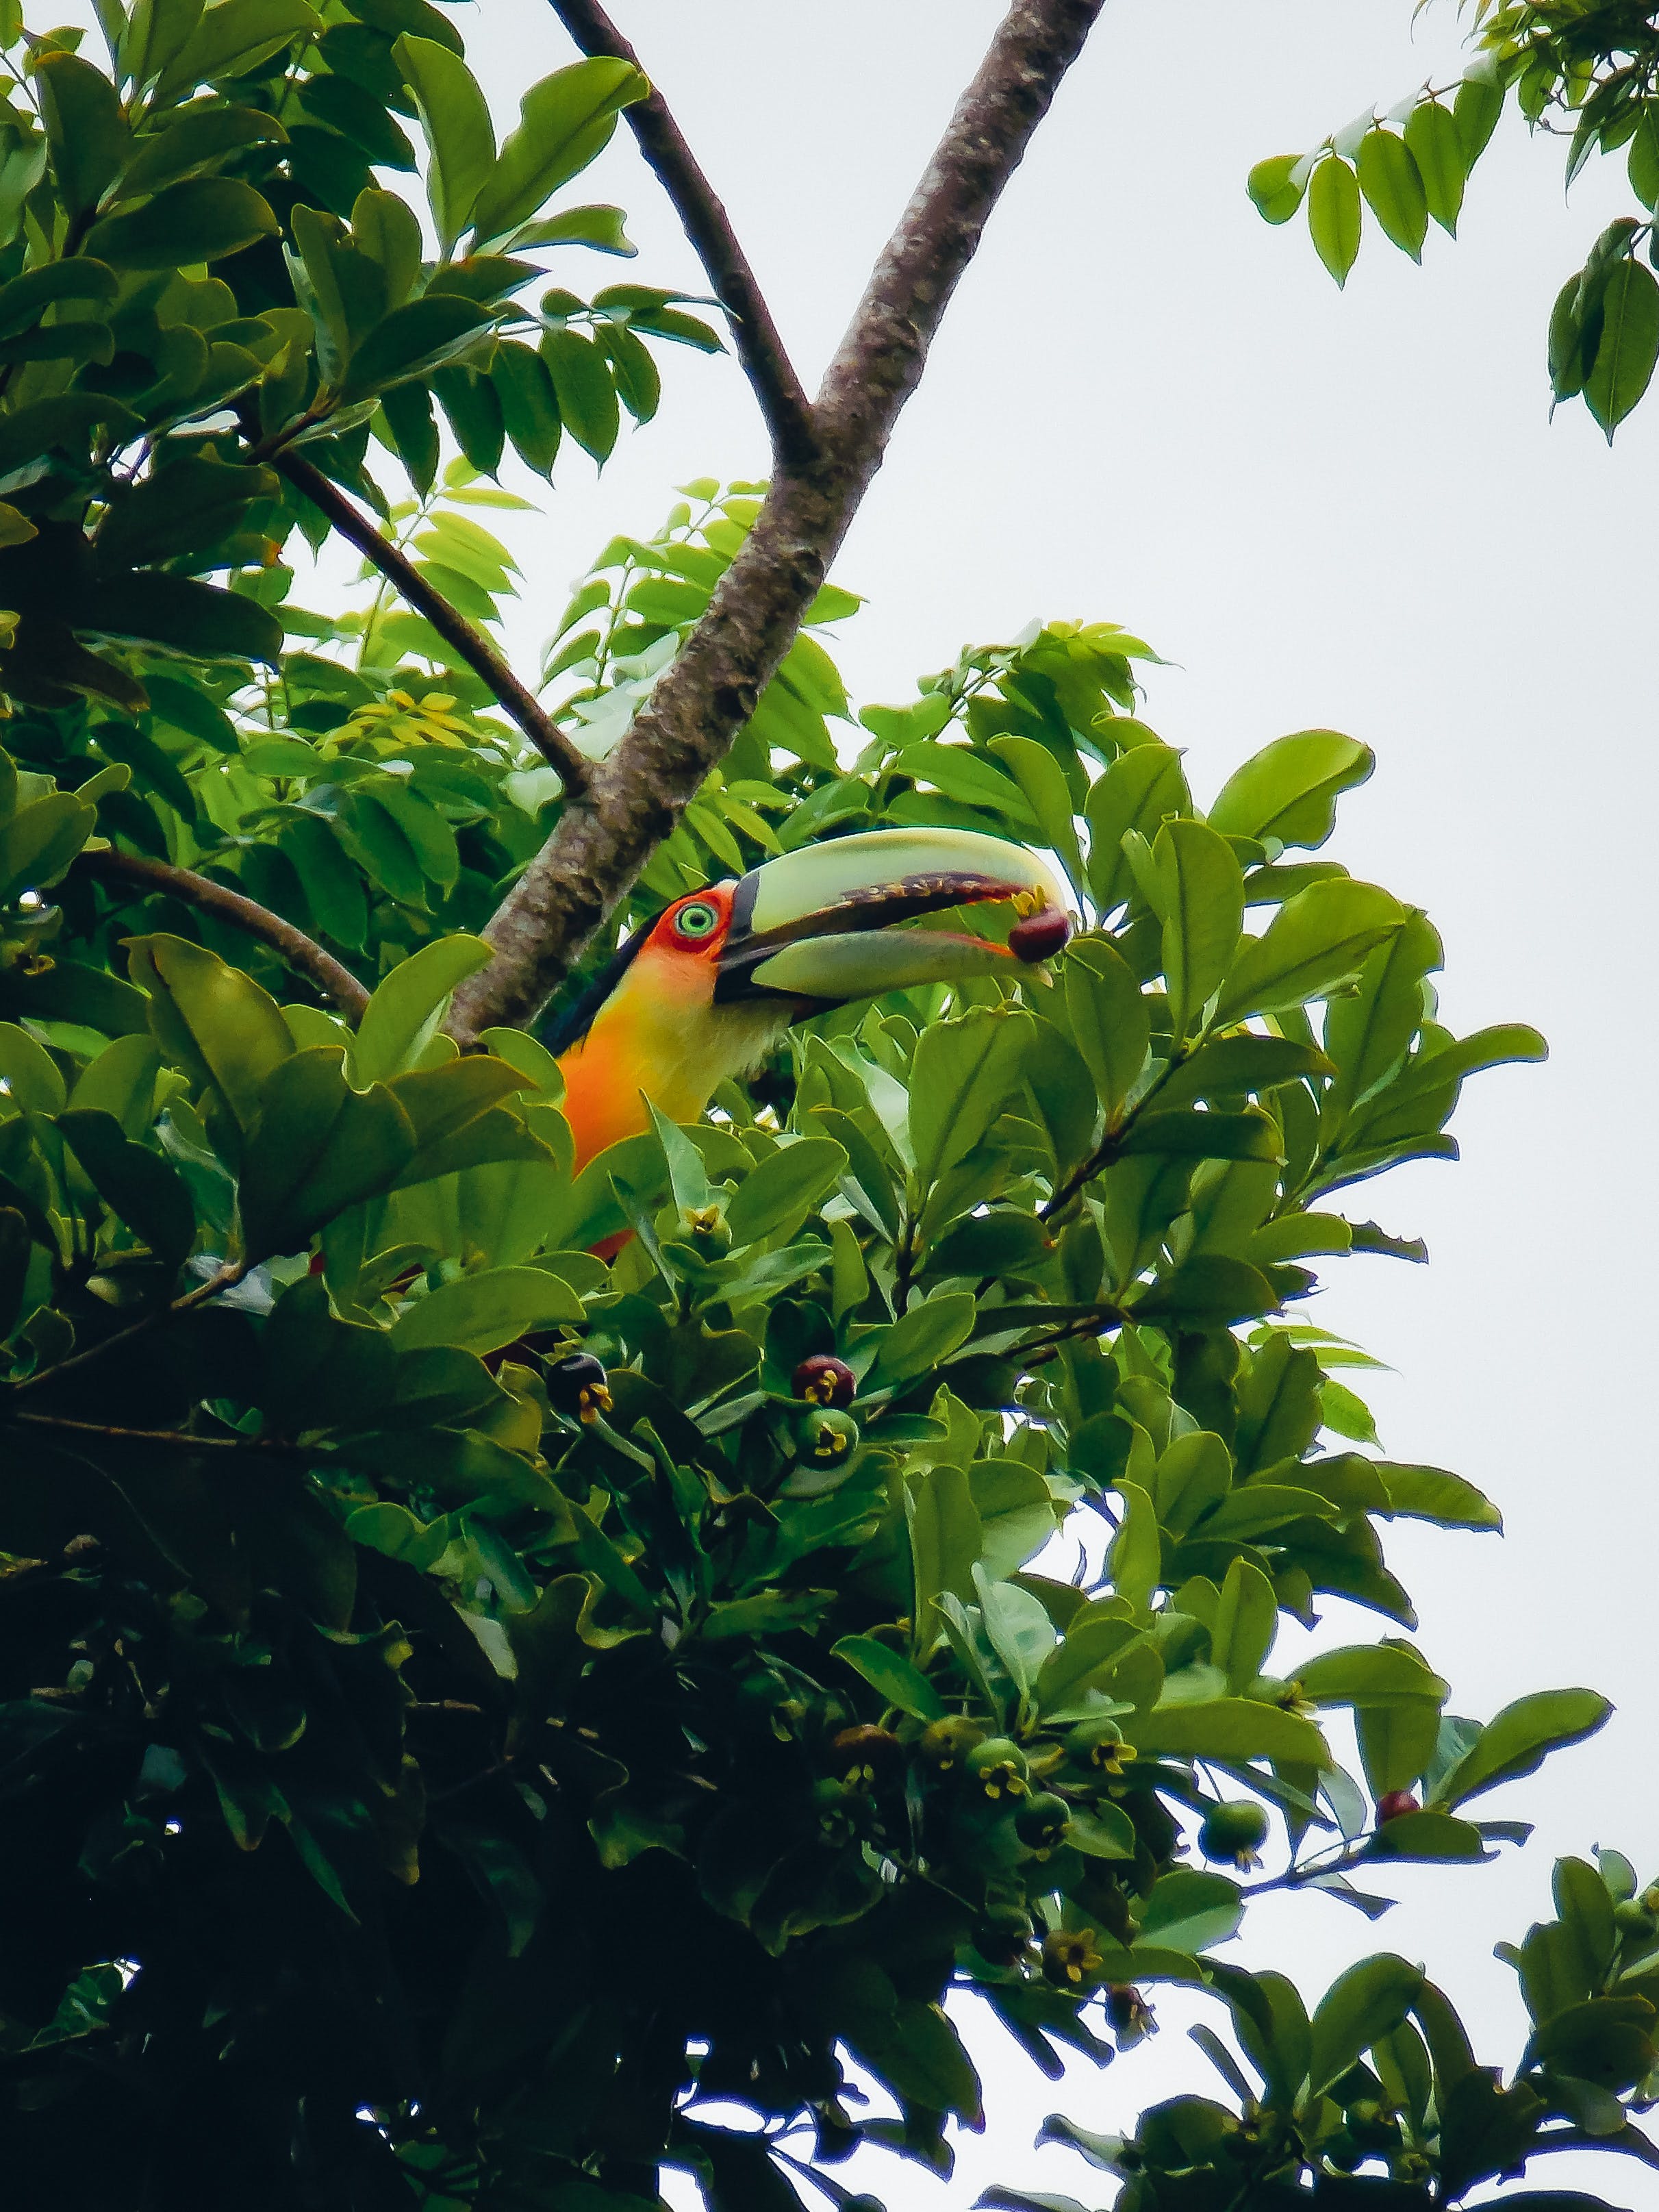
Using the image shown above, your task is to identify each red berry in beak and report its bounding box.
[1009,907,1072,963]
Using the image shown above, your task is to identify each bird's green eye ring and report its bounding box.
[673,900,719,941]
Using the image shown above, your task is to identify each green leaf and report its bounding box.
[349,935,493,1086]
[1214,880,1403,1025]
[1248,153,1307,225]
[870,1290,977,1390]
[541,327,619,462]
[1453,76,1504,167]
[59,1107,195,1259]
[1149,818,1244,1038]
[390,1264,583,1355]
[492,338,562,475]
[1433,1690,1612,1811]
[90,573,282,662]
[726,1138,846,1248]
[155,0,320,99]
[240,1048,414,1257]
[1139,1867,1245,1954]
[987,734,1086,887]
[1377,1461,1502,1531]
[469,57,646,250]
[118,101,288,199]
[906,1461,983,1651]
[1118,1109,1281,1161]
[0,791,97,905]
[1211,1557,1278,1692]
[1127,1698,1330,1768]
[127,932,293,1140]
[1106,1478,1161,1613]
[1133,1254,1280,1327]
[83,175,279,268]
[340,294,494,401]
[1308,155,1361,287]
[1309,1955,1424,2092]
[1406,101,1467,234]
[1583,257,1659,440]
[1295,1644,1448,1711]
[1158,1033,1333,1109]
[1630,109,1659,210]
[1356,129,1428,261]
[0,1020,65,1112]
[1084,741,1191,914]
[832,1634,946,1720]
[910,1006,1034,1192]
[508,202,635,255]
[394,32,495,257]
[1208,732,1374,851]
[1056,940,1144,1128]
[34,51,128,216]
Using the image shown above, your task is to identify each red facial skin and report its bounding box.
[556,887,740,1175]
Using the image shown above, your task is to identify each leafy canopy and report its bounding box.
[0,3,1651,2211]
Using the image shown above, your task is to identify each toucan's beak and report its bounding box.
[713,827,1073,1005]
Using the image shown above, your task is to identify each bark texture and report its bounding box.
[451,0,1104,1043]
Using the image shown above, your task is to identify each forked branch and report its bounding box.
[453,0,1105,1042]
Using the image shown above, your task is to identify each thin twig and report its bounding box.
[3,1407,312,1455]
[268,448,594,795]
[77,848,369,1019]
[546,0,818,467]
[5,1260,253,1401]
[453,0,1106,1040]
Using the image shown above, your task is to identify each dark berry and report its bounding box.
[546,1351,612,1424]
[1009,906,1072,963]
[792,1353,857,1408]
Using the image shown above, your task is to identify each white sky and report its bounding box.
[51,0,1659,2200]
[447,7,1658,2203]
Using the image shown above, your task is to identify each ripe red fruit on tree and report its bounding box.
[1376,1790,1421,1823]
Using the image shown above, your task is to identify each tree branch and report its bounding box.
[268,448,594,796]
[77,847,370,1019]
[2,1407,310,1455]
[5,1260,251,1401]
[546,0,818,467]
[452,0,1105,1042]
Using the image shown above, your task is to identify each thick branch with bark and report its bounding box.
[77,848,370,1018]
[548,0,818,466]
[451,0,1104,1042]
[270,449,594,794]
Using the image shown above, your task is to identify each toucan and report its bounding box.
[543,826,1074,1170]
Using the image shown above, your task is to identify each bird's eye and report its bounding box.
[673,900,719,941]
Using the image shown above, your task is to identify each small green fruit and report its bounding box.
[1614,1898,1658,1939]
[1015,1791,1072,1854]
[791,1405,860,1466]
[1198,1798,1269,1868]
[965,1736,1030,1800]
[919,1715,985,1771]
